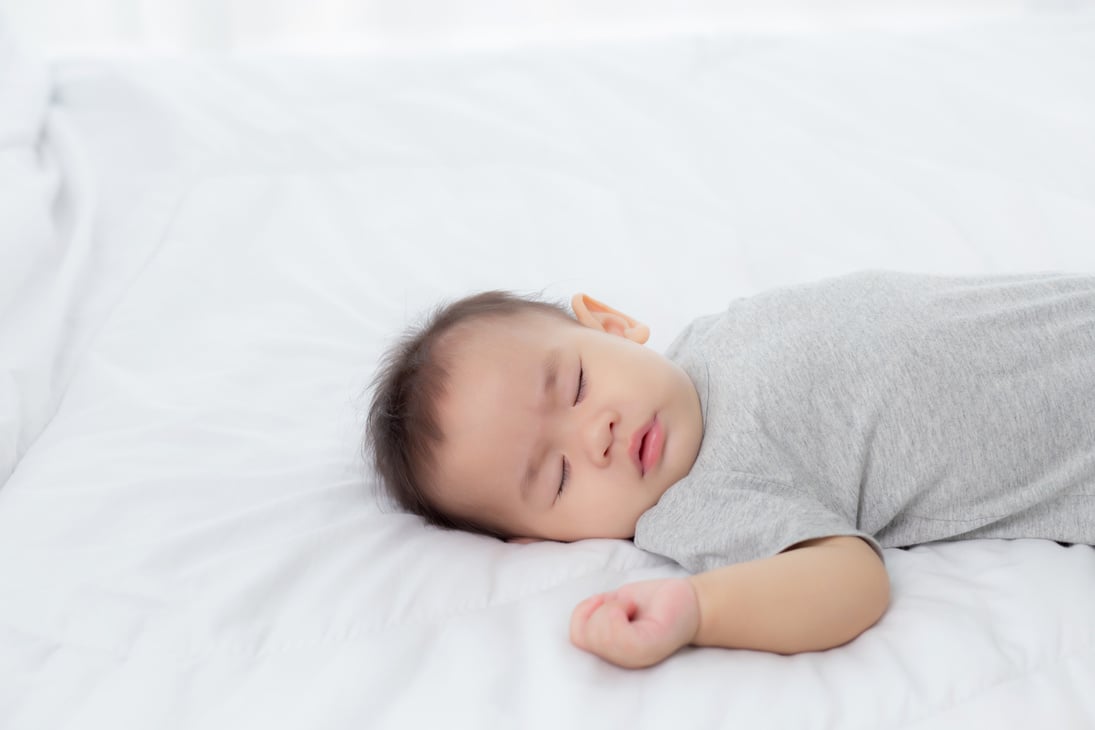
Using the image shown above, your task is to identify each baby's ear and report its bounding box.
[571,293,650,344]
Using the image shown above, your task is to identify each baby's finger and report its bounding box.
[584,598,639,660]
[573,593,607,621]
[569,594,606,649]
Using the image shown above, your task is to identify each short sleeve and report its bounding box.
[634,473,884,574]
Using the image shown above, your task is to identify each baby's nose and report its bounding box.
[588,412,616,466]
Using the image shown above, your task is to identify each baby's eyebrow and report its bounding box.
[520,347,561,502]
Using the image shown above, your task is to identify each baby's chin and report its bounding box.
[582,521,642,542]
[536,524,638,543]
[504,510,644,543]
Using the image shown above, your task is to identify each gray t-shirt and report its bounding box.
[634,271,1095,573]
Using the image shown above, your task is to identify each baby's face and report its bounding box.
[432,308,703,542]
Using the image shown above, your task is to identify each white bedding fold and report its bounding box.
[0,21,60,484]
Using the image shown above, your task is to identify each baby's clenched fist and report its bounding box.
[570,578,700,668]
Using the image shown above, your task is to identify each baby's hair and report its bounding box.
[366,290,573,538]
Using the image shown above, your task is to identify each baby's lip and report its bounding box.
[628,416,657,476]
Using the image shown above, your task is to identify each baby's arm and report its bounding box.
[689,536,889,654]
[570,536,889,667]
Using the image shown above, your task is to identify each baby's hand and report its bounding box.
[570,578,700,669]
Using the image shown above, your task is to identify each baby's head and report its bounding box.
[367,291,703,543]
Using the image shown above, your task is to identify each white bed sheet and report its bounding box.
[3,10,1095,730]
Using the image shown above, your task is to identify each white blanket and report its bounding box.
[2,10,1095,729]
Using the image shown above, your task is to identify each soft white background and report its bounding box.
[4,0,1090,53]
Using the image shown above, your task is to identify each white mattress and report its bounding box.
[2,9,1095,729]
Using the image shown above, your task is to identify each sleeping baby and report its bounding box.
[365,270,1095,668]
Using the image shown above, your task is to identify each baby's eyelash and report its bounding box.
[557,457,570,499]
[574,363,587,405]
[557,361,585,502]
